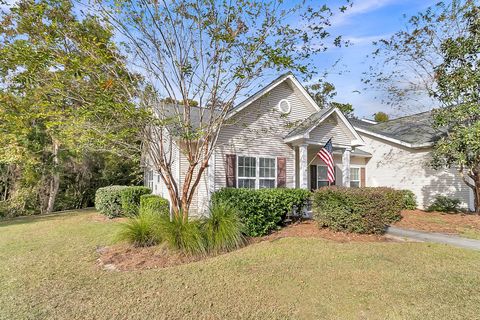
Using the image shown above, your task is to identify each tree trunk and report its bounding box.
[45,141,60,214]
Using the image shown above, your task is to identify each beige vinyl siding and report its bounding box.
[177,148,210,216]
[308,114,355,146]
[214,81,317,190]
[149,131,180,205]
[359,132,472,210]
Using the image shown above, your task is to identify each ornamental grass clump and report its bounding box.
[117,198,246,256]
[156,213,207,256]
[203,202,245,253]
[117,211,161,247]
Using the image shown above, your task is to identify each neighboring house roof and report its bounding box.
[351,111,446,149]
[333,148,372,157]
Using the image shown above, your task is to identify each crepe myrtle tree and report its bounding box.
[87,0,351,220]
[431,3,480,213]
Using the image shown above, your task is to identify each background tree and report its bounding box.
[365,0,474,112]
[305,81,355,117]
[87,0,350,220]
[366,0,480,213]
[0,0,142,215]
[374,112,389,123]
[431,3,480,213]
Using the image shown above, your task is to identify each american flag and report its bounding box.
[317,138,335,183]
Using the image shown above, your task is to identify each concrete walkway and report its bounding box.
[386,226,480,251]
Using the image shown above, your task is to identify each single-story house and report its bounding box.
[145,73,475,213]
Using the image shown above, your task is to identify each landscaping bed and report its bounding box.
[97,219,393,271]
[393,210,480,239]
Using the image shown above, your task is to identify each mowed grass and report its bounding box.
[1,211,480,320]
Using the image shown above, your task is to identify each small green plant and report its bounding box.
[427,195,461,213]
[117,211,160,247]
[120,186,152,216]
[401,189,417,210]
[203,202,245,253]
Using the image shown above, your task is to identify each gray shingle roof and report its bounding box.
[350,111,445,146]
[284,107,334,139]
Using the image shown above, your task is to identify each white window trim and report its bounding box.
[236,155,277,189]
[145,169,154,190]
[349,165,362,188]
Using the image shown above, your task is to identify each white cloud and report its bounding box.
[331,0,400,26]
[344,33,391,45]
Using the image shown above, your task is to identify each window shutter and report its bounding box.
[277,157,287,188]
[225,154,236,188]
[310,165,317,191]
[360,167,366,187]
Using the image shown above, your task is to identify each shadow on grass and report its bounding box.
[0,208,96,228]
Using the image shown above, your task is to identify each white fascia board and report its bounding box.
[354,127,434,149]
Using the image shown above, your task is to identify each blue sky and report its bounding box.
[1,0,441,119]
[302,0,439,118]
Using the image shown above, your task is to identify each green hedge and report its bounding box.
[312,187,403,234]
[211,188,312,237]
[121,186,152,216]
[139,194,170,215]
[95,186,128,218]
[95,186,151,218]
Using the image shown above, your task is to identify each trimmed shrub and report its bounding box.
[312,187,403,234]
[401,190,417,210]
[117,211,161,247]
[140,194,170,215]
[203,202,245,253]
[120,186,152,216]
[211,188,311,237]
[427,195,461,213]
[95,186,129,218]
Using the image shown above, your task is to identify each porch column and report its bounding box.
[299,144,308,189]
[342,147,351,187]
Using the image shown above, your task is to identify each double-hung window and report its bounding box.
[259,158,276,188]
[238,156,257,188]
[237,156,276,189]
[317,165,330,187]
[350,167,360,188]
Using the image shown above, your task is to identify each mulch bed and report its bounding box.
[257,220,389,243]
[393,210,480,235]
[96,220,392,272]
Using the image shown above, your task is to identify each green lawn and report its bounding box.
[1,211,480,319]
